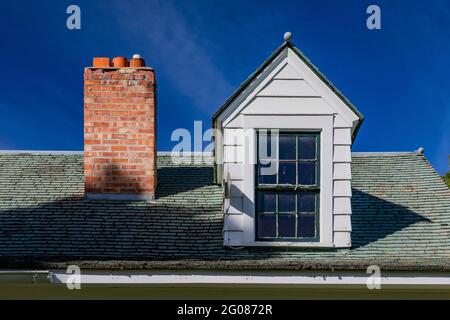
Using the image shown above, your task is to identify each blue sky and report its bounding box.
[0,0,448,174]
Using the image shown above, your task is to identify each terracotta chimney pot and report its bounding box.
[93,57,110,68]
[112,56,129,68]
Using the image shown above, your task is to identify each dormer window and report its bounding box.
[215,35,362,248]
[256,132,320,241]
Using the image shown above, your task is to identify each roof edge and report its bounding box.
[352,151,422,157]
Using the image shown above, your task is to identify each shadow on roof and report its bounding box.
[156,166,215,198]
[351,188,431,249]
[0,185,434,267]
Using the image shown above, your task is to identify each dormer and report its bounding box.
[213,33,364,248]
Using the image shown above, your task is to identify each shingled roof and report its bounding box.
[0,152,449,271]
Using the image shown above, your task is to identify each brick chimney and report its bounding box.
[84,55,156,201]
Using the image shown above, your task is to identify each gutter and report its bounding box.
[0,270,50,284]
[0,269,449,290]
[47,270,450,290]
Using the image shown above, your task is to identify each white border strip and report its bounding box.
[48,271,450,289]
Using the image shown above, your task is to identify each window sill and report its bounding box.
[242,241,335,248]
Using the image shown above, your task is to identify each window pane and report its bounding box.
[258,192,276,213]
[298,162,316,185]
[278,214,296,237]
[298,215,316,238]
[278,192,296,212]
[258,134,276,159]
[298,136,316,160]
[258,214,276,238]
[279,135,296,160]
[298,192,316,212]
[258,161,277,184]
[278,162,296,184]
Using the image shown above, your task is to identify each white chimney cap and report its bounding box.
[284,32,292,42]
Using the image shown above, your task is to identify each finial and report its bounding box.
[283,32,292,43]
[132,54,142,59]
[417,147,424,154]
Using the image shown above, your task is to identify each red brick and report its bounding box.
[84,66,156,197]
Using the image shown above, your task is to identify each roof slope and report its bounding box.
[0,152,449,271]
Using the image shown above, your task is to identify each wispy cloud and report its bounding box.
[108,0,233,114]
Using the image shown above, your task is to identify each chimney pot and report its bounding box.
[93,57,110,68]
[130,56,145,68]
[112,56,129,68]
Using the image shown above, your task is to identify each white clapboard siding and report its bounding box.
[224,231,243,246]
[333,145,351,163]
[223,214,243,231]
[223,145,244,163]
[274,63,302,79]
[334,128,352,145]
[225,196,243,214]
[333,180,352,197]
[257,79,320,97]
[224,129,244,145]
[224,163,243,180]
[333,197,352,214]
[226,115,244,128]
[333,163,351,180]
[333,215,352,232]
[242,97,334,115]
[334,114,351,128]
[229,180,244,197]
[332,115,353,247]
[333,231,351,247]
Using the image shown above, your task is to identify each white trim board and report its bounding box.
[47,270,450,289]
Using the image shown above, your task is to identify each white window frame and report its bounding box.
[241,115,334,247]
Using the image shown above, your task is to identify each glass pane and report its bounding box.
[298,192,316,212]
[298,162,316,185]
[298,136,316,160]
[258,214,276,238]
[258,134,276,159]
[278,192,296,212]
[298,215,316,238]
[258,161,277,184]
[278,214,296,237]
[258,192,276,213]
[278,162,296,184]
[279,135,296,160]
